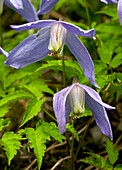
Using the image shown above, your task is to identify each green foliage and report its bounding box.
[81,139,119,169]
[66,123,79,141]
[0,132,22,165]
[106,139,119,165]
[25,121,65,170]
[21,97,46,126]
[0,118,11,130]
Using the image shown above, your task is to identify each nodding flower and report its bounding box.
[53,82,115,140]
[0,19,98,87]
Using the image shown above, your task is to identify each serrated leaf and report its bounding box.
[25,127,49,170]
[0,132,21,165]
[22,81,54,99]
[35,60,83,80]
[110,53,122,68]
[0,105,10,117]
[81,153,107,169]
[106,139,119,165]
[37,121,65,143]
[0,91,33,107]
[21,98,46,126]
[0,118,11,130]
[66,123,79,141]
[98,38,117,64]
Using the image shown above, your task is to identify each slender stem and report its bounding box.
[62,54,66,88]
[84,0,91,28]
[0,14,3,46]
[42,107,56,121]
[71,120,75,170]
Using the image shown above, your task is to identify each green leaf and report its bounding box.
[81,153,107,169]
[114,164,122,170]
[0,132,21,165]
[0,118,11,130]
[0,105,10,117]
[66,123,79,141]
[0,91,33,107]
[106,139,119,165]
[37,121,65,143]
[25,127,49,170]
[110,53,122,68]
[97,38,117,64]
[21,98,46,126]
[25,121,65,170]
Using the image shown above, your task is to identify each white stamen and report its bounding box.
[48,23,67,56]
[69,85,85,114]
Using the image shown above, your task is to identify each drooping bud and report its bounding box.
[48,22,67,56]
[69,84,85,114]
[0,0,4,15]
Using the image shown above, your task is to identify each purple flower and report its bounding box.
[1,0,38,22]
[101,0,122,24]
[37,0,58,15]
[0,20,98,87]
[53,82,115,140]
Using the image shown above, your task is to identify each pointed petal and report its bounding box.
[100,0,117,4]
[0,47,9,58]
[65,32,99,88]
[37,0,58,15]
[78,84,114,140]
[60,21,95,38]
[9,0,23,9]
[118,0,122,24]
[11,20,56,32]
[85,92,113,140]
[53,86,72,134]
[79,84,115,110]
[5,27,51,69]
[4,0,38,22]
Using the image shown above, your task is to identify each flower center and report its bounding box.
[48,23,67,56]
[69,85,85,114]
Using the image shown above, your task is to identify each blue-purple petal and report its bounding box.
[0,47,8,58]
[4,0,38,22]
[118,0,122,24]
[100,0,117,4]
[65,32,99,88]
[4,27,51,69]
[60,21,95,38]
[9,0,23,9]
[37,0,58,15]
[11,20,56,32]
[53,86,72,134]
[79,84,113,140]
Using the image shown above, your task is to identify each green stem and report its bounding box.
[0,14,3,46]
[71,120,75,170]
[62,54,66,88]
[42,107,56,121]
[75,117,93,159]
[84,0,91,28]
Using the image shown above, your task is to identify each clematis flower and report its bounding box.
[37,0,58,15]
[53,82,115,140]
[0,19,98,87]
[0,0,38,22]
[101,0,122,24]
